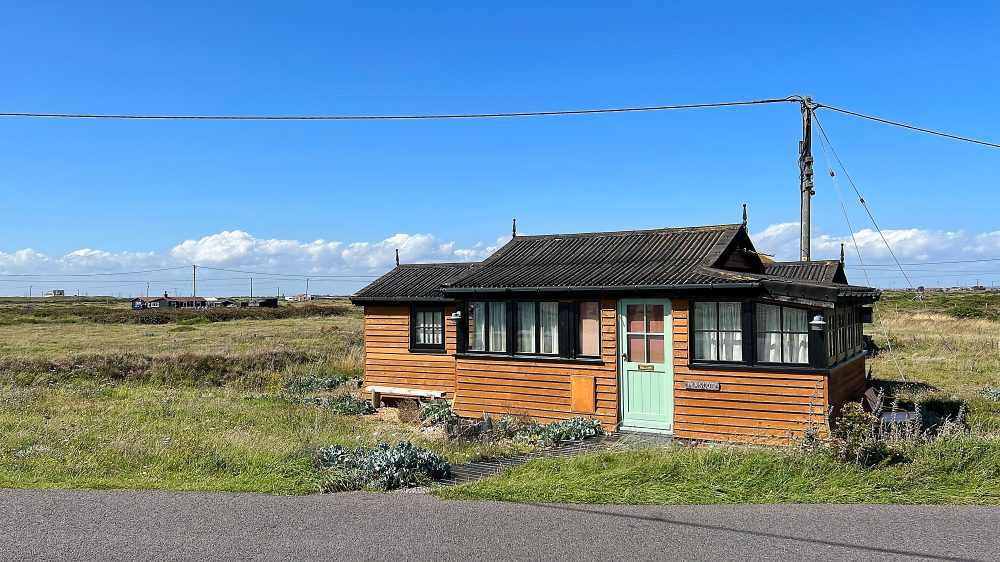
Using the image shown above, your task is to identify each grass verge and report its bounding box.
[436,437,1000,505]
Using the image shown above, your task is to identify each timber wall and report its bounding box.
[362,305,457,396]
[671,299,831,443]
[452,299,619,427]
[827,353,867,417]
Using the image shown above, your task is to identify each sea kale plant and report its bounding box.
[316,441,451,491]
[418,399,458,425]
[513,416,604,447]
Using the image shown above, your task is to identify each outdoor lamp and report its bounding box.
[809,314,826,331]
[448,310,462,324]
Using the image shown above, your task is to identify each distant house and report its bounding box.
[131,294,225,310]
[43,290,65,298]
[247,297,279,308]
[351,222,880,443]
[288,293,318,302]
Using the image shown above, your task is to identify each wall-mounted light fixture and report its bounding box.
[809,314,826,331]
[448,310,462,324]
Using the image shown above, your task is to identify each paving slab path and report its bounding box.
[2,489,998,562]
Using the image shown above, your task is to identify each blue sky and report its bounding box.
[2,1,999,295]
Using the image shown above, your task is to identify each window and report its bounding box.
[624,303,666,363]
[692,302,743,362]
[515,301,559,355]
[467,301,508,353]
[410,306,445,351]
[756,304,808,364]
[577,301,600,357]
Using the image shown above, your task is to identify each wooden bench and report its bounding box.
[863,387,920,424]
[365,385,444,406]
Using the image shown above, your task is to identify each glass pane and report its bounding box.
[578,302,600,356]
[720,330,743,361]
[783,333,809,364]
[694,302,717,331]
[646,304,665,334]
[627,334,646,362]
[414,311,425,344]
[756,331,781,362]
[517,302,536,353]
[693,331,717,361]
[626,304,644,332]
[757,303,781,332]
[489,302,507,352]
[540,302,559,354]
[783,307,807,333]
[647,335,665,363]
[719,302,741,331]
[429,311,442,344]
[469,302,486,351]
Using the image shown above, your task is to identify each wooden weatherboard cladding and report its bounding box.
[452,300,618,426]
[671,299,866,443]
[362,305,457,396]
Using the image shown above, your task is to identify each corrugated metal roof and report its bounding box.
[443,225,744,289]
[763,261,847,285]
[351,263,473,302]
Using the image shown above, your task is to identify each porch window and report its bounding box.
[692,302,743,362]
[514,301,559,355]
[756,304,808,364]
[577,301,601,357]
[410,306,445,351]
[468,301,508,353]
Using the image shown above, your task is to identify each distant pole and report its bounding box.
[146,282,150,297]
[306,278,310,297]
[277,284,280,298]
[250,278,253,300]
[798,96,815,262]
[192,265,197,297]
[28,286,32,299]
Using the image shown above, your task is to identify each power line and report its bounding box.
[845,256,1000,267]
[817,103,1000,149]
[196,265,381,279]
[0,97,797,121]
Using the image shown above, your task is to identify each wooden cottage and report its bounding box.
[350,223,879,442]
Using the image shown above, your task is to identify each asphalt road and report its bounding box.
[1,489,998,562]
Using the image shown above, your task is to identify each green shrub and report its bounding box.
[284,373,352,393]
[832,402,908,467]
[169,326,197,333]
[316,441,451,491]
[176,316,210,326]
[513,416,604,447]
[273,392,374,415]
[418,399,458,425]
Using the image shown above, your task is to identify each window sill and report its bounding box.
[688,361,830,374]
[456,352,604,365]
[408,348,448,355]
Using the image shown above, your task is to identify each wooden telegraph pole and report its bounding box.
[798,96,815,262]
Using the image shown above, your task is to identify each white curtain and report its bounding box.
[756,304,781,362]
[719,302,742,361]
[693,302,719,360]
[469,302,486,351]
[517,302,535,353]
[489,301,507,352]
[540,302,559,354]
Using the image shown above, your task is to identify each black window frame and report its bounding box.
[754,303,811,366]
[574,300,602,358]
[690,300,749,364]
[464,300,511,354]
[409,305,446,353]
[514,301,561,356]
[460,299,597,362]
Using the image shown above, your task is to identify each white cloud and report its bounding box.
[1,225,997,295]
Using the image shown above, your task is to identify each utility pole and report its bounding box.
[192,265,197,297]
[249,277,253,300]
[146,282,150,297]
[306,278,310,297]
[798,96,815,262]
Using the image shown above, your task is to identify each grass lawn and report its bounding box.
[439,291,1000,504]
[0,383,517,494]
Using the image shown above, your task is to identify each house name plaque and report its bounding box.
[684,381,721,391]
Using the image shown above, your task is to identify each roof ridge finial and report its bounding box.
[512,218,517,238]
[395,248,400,267]
[741,203,748,227]
[840,243,845,264]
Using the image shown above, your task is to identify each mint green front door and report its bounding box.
[618,299,673,433]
